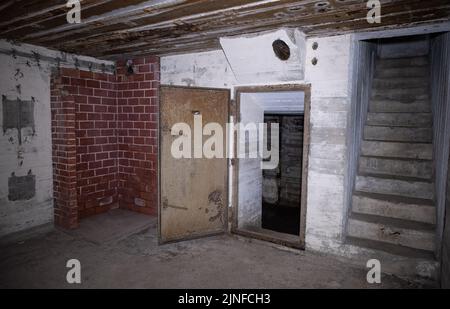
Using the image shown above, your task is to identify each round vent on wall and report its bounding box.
[272,39,291,61]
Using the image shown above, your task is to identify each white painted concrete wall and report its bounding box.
[238,94,264,229]
[161,50,236,89]
[220,29,306,84]
[304,35,352,250]
[0,51,54,237]
[0,40,113,237]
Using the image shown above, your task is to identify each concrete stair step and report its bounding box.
[359,156,432,180]
[364,125,432,143]
[372,87,429,102]
[361,141,432,160]
[347,213,435,252]
[346,236,435,260]
[375,66,429,78]
[355,173,434,200]
[343,237,439,283]
[369,99,431,113]
[352,191,435,225]
[366,112,432,128]
[376,56,429,69]
[373,77,429,89]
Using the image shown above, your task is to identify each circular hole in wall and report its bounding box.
[272,39,291,61]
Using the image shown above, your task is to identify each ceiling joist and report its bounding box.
[1,0,449,59]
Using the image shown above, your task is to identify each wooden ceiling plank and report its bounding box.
[95,4,450,57]
[27,0,270,43]
[2,0,183,38]
[0,0,109,35]
[35,0,339,47]
[48,0,441,52]
[0,0,98,28]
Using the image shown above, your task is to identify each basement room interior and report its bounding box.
[0,0,449,292]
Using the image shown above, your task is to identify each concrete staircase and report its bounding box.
[347,55,438,280]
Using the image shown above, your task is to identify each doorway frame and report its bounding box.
[231,84,311,249]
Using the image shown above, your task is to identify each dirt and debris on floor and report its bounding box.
[0,210,431,289]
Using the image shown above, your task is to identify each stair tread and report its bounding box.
[353,191,435,207]
[360,155,432,162]
[363,138,432,143]
[363,140,432,145]
[377,55,428,60]
[366,113,432,128]
[349,213,435,232]
[365,124,432,129]
[346,236,435,260]
[357,172,433,183]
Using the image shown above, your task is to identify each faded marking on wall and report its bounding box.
[2,96,35,145]
[8,170,35,201]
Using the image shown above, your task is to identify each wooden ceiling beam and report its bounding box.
[47,0,447,56]
[0,0,448,58]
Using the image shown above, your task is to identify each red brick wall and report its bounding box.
[51,73,78,229]
[116,57,159,215]
[73,70,118,218]
[50,55,160,228]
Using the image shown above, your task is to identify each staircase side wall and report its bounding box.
[343,40,377,238]
[430,33,450,259]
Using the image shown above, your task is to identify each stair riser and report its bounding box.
[366,113,432,128]
[356,176,434,200]
[376,57,428,69]
[347,218,435,252]
[373,78,429,89]
[361,141,433,160]
[364,126,432,143]
[370,100,431,113]
[359,157,432,180]
[372,88,429,101]
[375,67,429,78]
[352,195,436,225]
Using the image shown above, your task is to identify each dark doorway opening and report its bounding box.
[261,114,304,236]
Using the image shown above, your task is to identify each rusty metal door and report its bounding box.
[159,86,229,243]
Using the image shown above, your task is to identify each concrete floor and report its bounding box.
[0,209,428,289]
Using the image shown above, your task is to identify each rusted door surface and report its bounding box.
[159,86,229,243]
